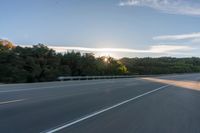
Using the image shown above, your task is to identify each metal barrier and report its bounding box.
[57,75,135,81]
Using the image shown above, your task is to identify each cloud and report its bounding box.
[0,37,10,40]
[191,38,200,43]
[153,32,200,41]
[48,46,147,53]
[47,45,192,54]
[119,0,200,16]
[148,45,193,53]
[119,0,140,6]
[17,44,195,57]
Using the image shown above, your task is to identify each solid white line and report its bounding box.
[0,81,116,93]
[43,85,170,133]
[0,78,142,93]
[0,78,136,87]
[0,99,25,105]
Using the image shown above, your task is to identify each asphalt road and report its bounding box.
[0,73,200,133]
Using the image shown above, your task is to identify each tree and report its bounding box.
[1,41,200,83]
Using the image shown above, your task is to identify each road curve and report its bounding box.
[0,73,200,133]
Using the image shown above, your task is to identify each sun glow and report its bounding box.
[104,57,108,63]
[18,45,194,58]
[99,52,112,57]
[143,77,200,91]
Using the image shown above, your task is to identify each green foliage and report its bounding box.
[1,43,200,83]
[0,44,127,83]
[120,57,200,75]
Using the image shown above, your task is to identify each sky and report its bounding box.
[1,0,200,58]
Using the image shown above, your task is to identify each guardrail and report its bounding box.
[57,75,136,81]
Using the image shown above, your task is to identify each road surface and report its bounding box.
[0,73,200,133]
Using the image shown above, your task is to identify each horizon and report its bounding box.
[12,43,199,59]
[1,0,200,58]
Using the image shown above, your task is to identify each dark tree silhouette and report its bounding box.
[1,42,200,83]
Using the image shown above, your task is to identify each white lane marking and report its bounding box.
[0,78,138,87]
[0,78,143,93]
[42,85,170,133]
[0,99,25,105]
[0,81,117,93]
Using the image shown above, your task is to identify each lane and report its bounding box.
[44,85,170,133]
[0,73,199,133]
[0,73,196,92]
[0,79,120,92]
[0,78,144,102]
[0,76,166,133]
[62,86,200,133]
[56,74,200,133]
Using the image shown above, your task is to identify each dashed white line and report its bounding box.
[42,85,170,133]
[0,99,25,105]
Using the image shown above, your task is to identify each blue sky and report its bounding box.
[1,0,200,58]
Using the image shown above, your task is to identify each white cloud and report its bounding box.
[148,45,193,53]
[119,0,200,16]
[119,0,139,6]
[0,37,10,40]
[17,44,195,57]
[49,46,147,53]
[191,38,200,43]
[47,45,193,54]
[153,32,200,41]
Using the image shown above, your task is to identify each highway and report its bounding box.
[0,73,200,133]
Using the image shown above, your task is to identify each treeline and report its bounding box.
[121,57,200,74]
[1,41,200,83]
[0,42,127,83]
